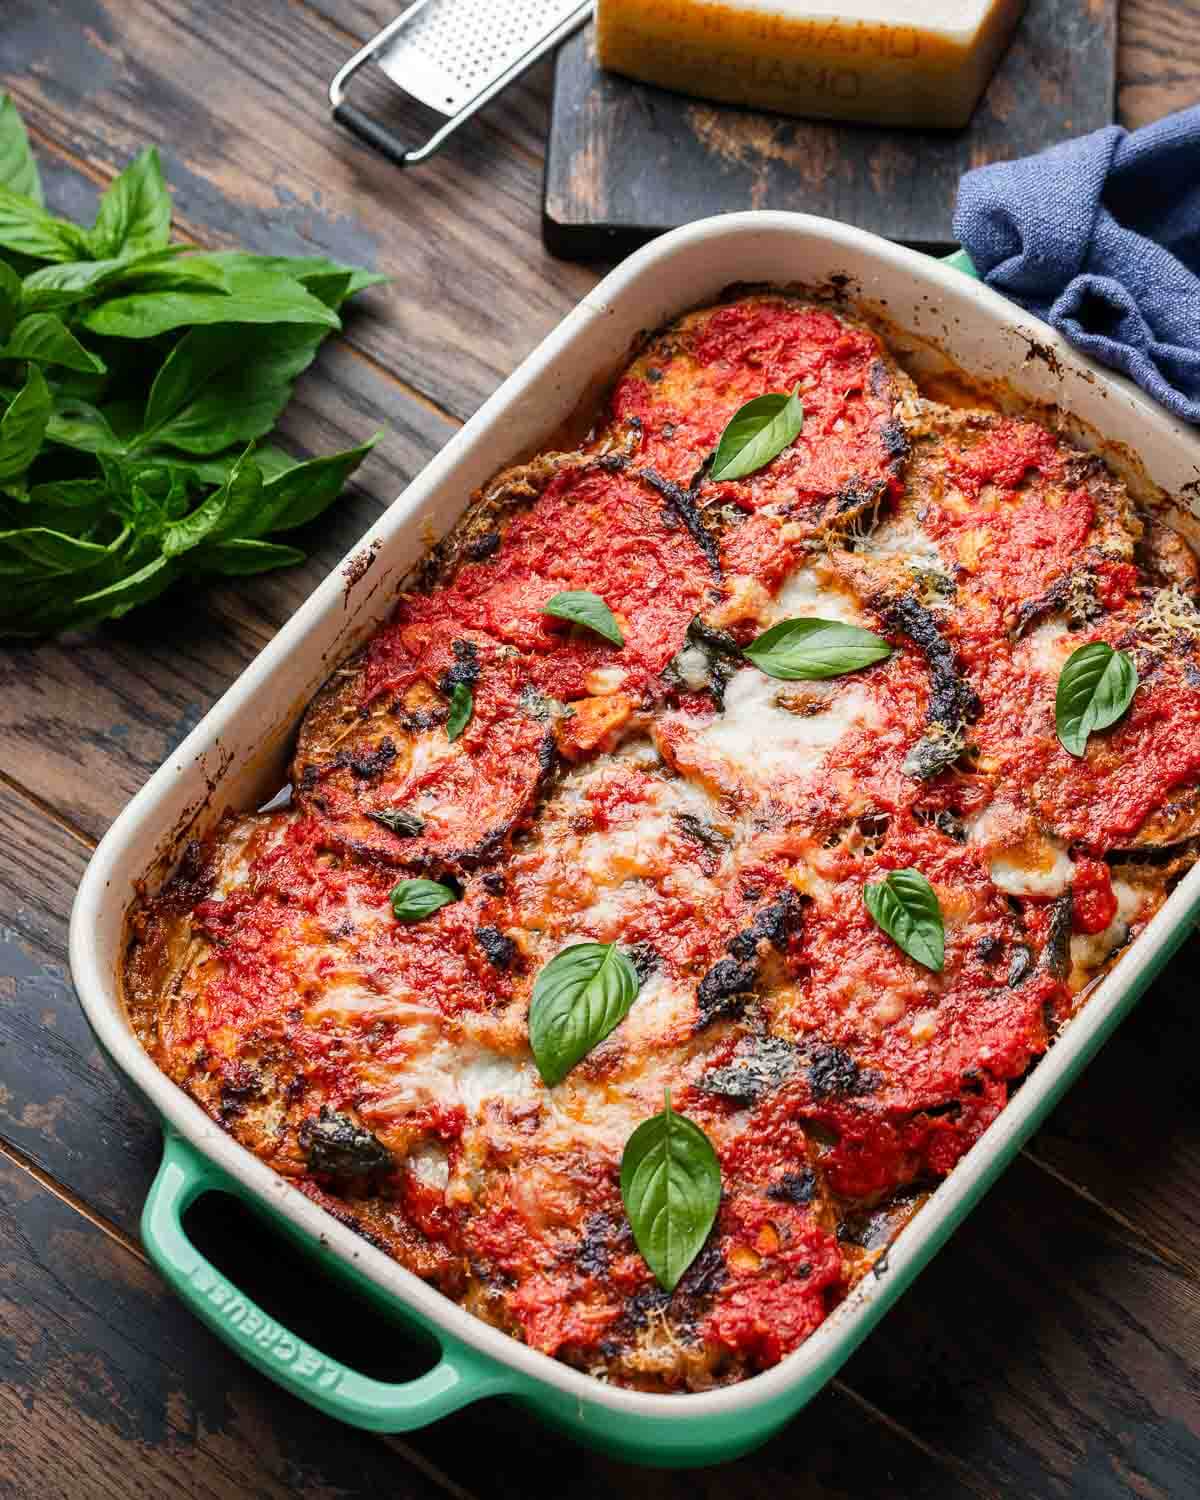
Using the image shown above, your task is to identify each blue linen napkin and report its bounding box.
[953,106,1200,425]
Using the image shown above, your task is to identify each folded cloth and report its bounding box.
[953,106,1200,424]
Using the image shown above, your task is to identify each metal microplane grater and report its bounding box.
[329,0,594,167]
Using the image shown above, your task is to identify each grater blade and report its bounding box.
[376,0,590,118]
[330,0,593,166]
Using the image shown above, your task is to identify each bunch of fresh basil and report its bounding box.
[0,94,384,637]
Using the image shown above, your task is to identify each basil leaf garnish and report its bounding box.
[1055,641,1138,758]
[390,878,457,923]
[528,941,641,1087]
[543,589,624,647]
[446,680,473,741]
[743,617,892,680]
[709,385,804,482]
[620,1089,721,1292]
[863,868,945,972]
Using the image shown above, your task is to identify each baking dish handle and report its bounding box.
[142,1130,517,1431]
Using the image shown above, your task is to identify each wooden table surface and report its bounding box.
[1,2,1198,1496]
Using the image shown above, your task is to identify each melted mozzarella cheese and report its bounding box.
[968,801,1075,897]
[672,643,712,691]
[772,558,864,626]
[867,510,948,579]
[1022,617,1075,678]
[366,1037,537,1123]
[690,668,879,781]
[988,843,1074,898]
[1069,879,1144,973]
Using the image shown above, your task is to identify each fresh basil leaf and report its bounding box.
[529,941,641,1087]
[159,442,297,488]
[203,251,387,303]
[44,397,124,456]
[19,247,218,314]
[138,323,327,456]
[446,680,473,741]
[75,550,176,618]
[709,385,804,483]
[0,186,88,263]
[0,260,20,339]
[88,148,171,258]
[186,537,306,575]
[81,266,341,339]
[93,251,229,301]
[0,580,99,637]
[19,478,112,532]
[2,314,105,373]
[0,364,49,481]
[620,1090,721,1292]
[303,271,353,310]
[0,94,43,205]
[253,438,378,534]
[20,254,155,314]
[162,449,262,557]
[390,878,458,924]
[1055,640,1138,758]
[743,617,892,680]
[0,525,117,574]
[26,477,111,510]
[863,867,945,972]
[543,589,624,647]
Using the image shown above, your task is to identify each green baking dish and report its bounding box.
[70,213,1200,1467]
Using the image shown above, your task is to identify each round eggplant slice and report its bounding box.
[294,642,556,873]
[605,293,918,594]
[829,403,1142,634]
[972,582,1200,858]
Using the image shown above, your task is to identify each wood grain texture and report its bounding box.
[0,1157,468,1500]
[544,0,1118,257]
[843,1156,1200,1499]
[1118,0,1200,126]
[0,0,1198,1494]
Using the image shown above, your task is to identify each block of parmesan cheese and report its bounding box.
[595,0,1026,129]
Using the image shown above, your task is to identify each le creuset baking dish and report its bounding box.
[69,213,1200,1468]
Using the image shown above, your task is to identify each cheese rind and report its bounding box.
[595,0,1026,129]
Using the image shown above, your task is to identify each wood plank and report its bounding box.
[1117,0,1200,127]
[1027,934,1200,1278]
[0,1156,468,1500]
[0,778,159,1222]
[3,773,1198,1494]
[1,0,599,423]
[543,0,1117,258]
[842,1154,1200,1498]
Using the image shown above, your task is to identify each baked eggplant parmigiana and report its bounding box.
[124,290,1200,1392]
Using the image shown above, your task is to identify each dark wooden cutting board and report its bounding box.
[544,0,1116,259]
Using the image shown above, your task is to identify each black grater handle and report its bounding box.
[332,103,414,168]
